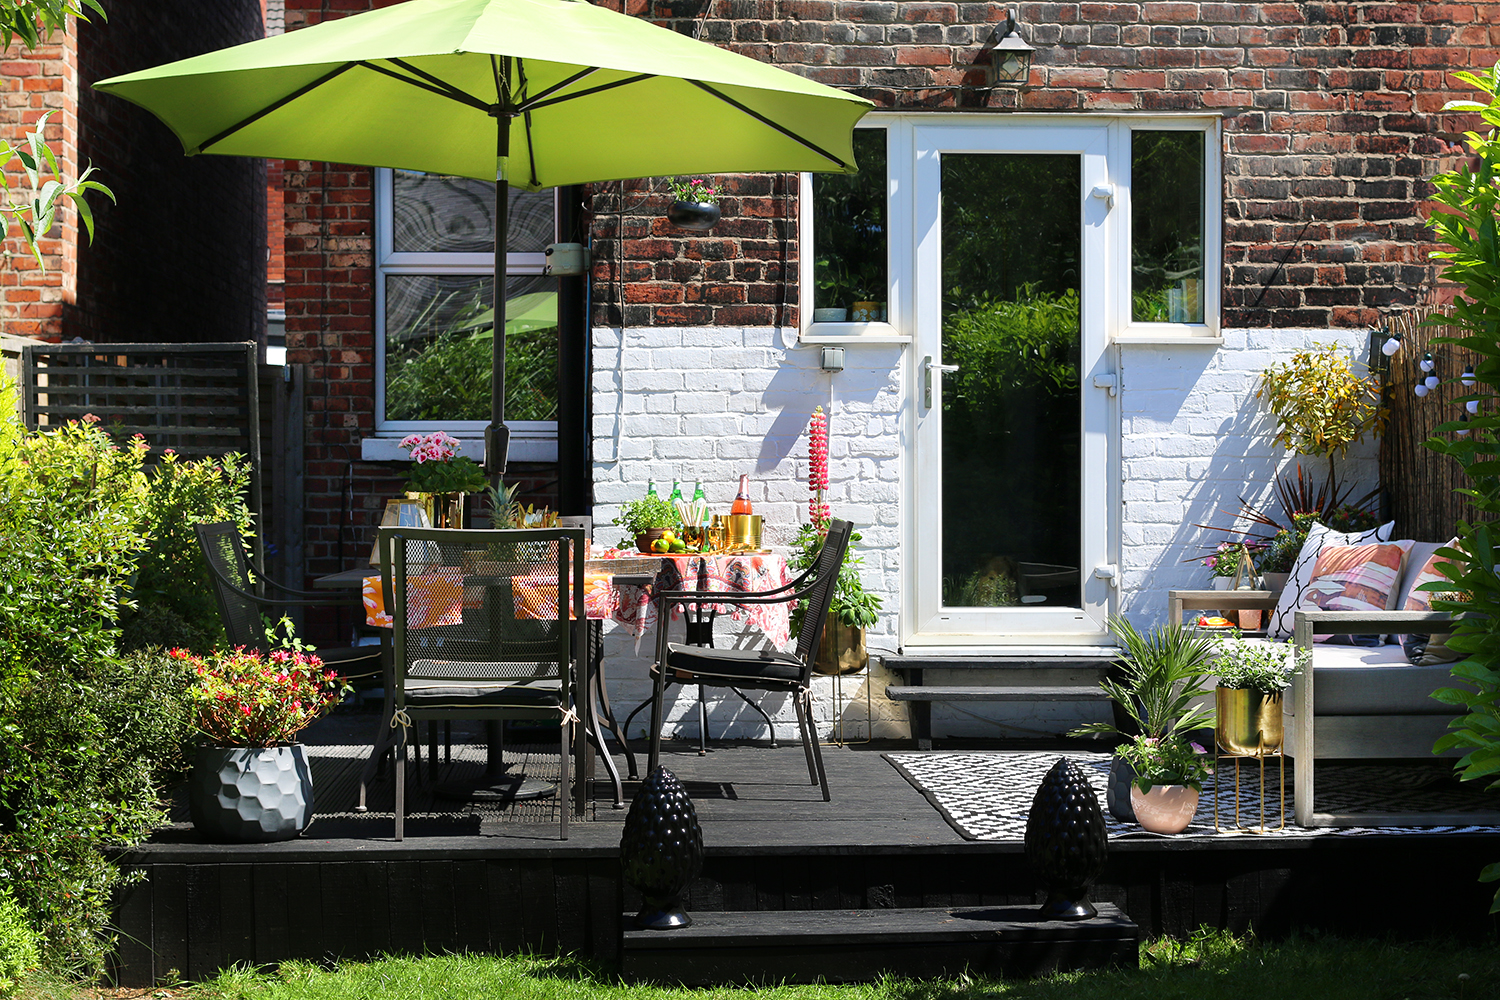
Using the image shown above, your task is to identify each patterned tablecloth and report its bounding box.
[360,552,793,648]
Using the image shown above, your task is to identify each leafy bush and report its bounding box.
[1258,344,1384,460]
[122,449,253,653]
[0,893,39,997]
[0,406,199,974]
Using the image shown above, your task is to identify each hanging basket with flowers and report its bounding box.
[666,176,720,231]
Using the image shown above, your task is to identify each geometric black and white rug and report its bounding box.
[884,751,1500,841]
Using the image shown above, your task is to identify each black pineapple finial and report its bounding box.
[1024,757,1108,920]
[620,766,704,929]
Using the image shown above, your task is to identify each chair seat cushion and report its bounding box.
[404,659,562,707]
[663,643,805,685]
[1283,642,1453,716]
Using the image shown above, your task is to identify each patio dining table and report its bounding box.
[313,549,792,808]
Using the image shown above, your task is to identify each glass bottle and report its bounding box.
[731,473,753,515]
[668,479,683,504]
[692,480,706,501]
[645,479,657,498]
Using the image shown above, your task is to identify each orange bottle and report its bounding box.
[730,473,753,515]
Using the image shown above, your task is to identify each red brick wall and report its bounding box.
[72,0,267,344]
[589,0,1496,329]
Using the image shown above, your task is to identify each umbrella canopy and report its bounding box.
[95,0,872,472]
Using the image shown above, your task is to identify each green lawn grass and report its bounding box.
[17,931,1499,1000]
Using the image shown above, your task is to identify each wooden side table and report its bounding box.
[1167,589,1275,629]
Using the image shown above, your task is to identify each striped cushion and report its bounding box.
[1266,520,1394,639]
[1300,540,1413,643]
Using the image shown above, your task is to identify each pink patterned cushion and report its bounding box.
[1402,539,1462,614]
[1299,540,1414,643]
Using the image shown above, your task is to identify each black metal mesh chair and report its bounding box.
[359,526,584,840]
[645,518,854,801]
[195,521,387,688]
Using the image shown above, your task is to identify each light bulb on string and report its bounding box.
[1467,399,1481,415]
[1419,352,1436,373]
[1381,328,1402,357]
[1425,373,1441,391]
[1462,365,1476,388]
[1458,412,1471,436]
[1414,383,1429,398]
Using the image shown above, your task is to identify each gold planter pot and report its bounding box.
[1215,687,1284,756]
[814,621,867,676]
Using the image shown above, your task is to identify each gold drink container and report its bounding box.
[726,514,762,551]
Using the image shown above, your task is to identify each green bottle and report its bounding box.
[645,479,657,498]
[668,480,683,504]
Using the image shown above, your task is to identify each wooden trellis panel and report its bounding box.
[21,342,264,553]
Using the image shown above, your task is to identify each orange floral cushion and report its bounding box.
[1299,540,1413,643]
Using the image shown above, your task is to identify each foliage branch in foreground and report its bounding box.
[1423,61,1500,913]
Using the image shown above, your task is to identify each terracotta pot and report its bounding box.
[635,527,667,553]
[1129,783,1199,834]
[1215,687,1284,756]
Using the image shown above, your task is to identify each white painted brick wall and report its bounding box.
[591,324,1380,741]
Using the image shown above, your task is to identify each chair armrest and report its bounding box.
[207,567,365,611]
[653,587,806,608]
[1168,589,1275,626]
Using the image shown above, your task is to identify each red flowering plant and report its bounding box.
[169,647,350,747]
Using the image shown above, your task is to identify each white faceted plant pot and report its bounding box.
[189,745,315,842]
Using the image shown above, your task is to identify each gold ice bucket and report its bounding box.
[726,514,762,552]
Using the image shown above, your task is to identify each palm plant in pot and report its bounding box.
[1211,633,1307,757]
[171,639,349,842]
[1071,617,1218,822]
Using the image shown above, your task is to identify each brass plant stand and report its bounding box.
[1213,741,1286,833]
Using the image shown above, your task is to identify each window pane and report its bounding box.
[811,129,887,320]
[384,273,558,422]
[1131,131,1204,323]
[392,171,555,254]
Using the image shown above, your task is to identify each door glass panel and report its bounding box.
[940,154,1081,608]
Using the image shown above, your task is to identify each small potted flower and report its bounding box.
[1212,634,1306,756]
[171,645,350,842]
[1118,733,1213,834]
[613,493,682,552]
[399,430,488,528]
[666,176,720,231]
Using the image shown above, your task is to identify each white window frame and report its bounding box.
[1110,116,1223,344]
[365,168,559,463]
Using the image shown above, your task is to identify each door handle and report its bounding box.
[923,355,960,408]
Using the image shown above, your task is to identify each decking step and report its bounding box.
[620,904,1138,984]
[885,684,1113,702]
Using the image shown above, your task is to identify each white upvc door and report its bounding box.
[904,119,1116,647]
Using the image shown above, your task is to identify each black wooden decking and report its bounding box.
[110,712,1500,986]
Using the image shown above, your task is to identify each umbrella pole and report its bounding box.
[486,123,511,479]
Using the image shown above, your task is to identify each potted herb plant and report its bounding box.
[1071,617,1218,822]
[1118,733,1214,834]
[614,493,682,552]
[1211,634,1306,756]
[666,176,720,231]
[172,644,349,842]
[399,431,487,528]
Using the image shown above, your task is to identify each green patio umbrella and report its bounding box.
[95,0,871,472]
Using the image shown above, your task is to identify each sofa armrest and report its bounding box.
[1167,588,1275,627]
[1290,609,1454,647]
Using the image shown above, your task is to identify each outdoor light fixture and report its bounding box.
[1381,326,1403,357]
[987,9,1035,88]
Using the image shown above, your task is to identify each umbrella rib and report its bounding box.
[522,66,600,107]
[690,80,850,169]
[516,73,657,114]
[376,58,496,113]
[197,62,358,152]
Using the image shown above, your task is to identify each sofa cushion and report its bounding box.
[1282,642,1454,716]
[1301,540,1412,644]
[1267,520,1394,640]
[1398,539,1463,663]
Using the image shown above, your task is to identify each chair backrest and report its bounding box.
[195,521,264,649]
[378,526,585,708]
[791,519,855,668]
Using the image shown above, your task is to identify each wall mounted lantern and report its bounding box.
[987,9,1035,88]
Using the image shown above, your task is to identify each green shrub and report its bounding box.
[122,450,253,653]
[0,893,39,997]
